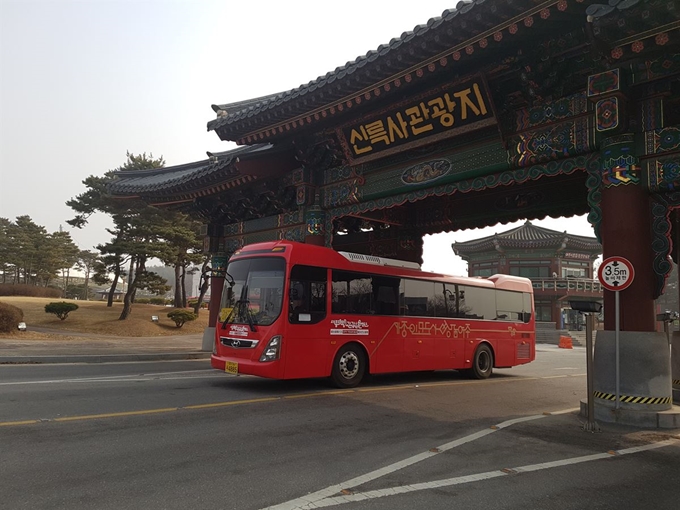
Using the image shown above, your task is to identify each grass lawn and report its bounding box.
[0,297,209,338]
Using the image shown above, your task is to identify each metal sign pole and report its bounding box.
[615,290,620,410]
[569,300,602,432]
[597,256,634,413]
[584,312,599,432]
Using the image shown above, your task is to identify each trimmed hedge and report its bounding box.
[0,301,24,332]
[167,309,197,328]
[45,301,79,320]
[0,284,62,298]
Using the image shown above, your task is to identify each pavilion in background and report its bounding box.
[452,221,602,329]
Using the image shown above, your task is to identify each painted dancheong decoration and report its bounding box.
[401,160,451,185]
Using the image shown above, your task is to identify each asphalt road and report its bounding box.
[1,346,678,510]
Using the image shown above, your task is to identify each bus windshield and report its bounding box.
[220,257,285,327]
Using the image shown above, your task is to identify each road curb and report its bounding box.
[0,352,212,364]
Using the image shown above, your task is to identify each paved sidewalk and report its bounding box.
[0,328,210,364]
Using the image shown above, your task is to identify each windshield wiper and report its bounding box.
[221,306,236,329]
[240,285,257,332]
[222,284,246,329]
[222,284,257,332]
[244,303,256,332]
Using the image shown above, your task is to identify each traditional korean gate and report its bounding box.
[109,1,680,424]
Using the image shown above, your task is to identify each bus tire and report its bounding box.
[331,343,366,388]
[469,344,493,379]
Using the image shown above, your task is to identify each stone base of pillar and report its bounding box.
[673,331,680,405]
[584,330,679,427]
[202,326,216,352]
[580,400,680,429]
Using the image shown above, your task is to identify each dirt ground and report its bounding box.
[0,297,209,339]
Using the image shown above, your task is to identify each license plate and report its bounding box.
[225,361,238,375]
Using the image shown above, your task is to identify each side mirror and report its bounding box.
[569,301,602,313]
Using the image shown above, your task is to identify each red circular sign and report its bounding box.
[598,256,635,291]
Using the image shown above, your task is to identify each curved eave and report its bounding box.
[107,143,293,197]
[453,238,602,256]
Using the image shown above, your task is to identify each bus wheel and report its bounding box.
[470,344,493,379]
[331,344,366,388]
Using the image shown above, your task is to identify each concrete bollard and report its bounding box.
[593,331,672,413]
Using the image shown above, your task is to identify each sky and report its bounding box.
[0,0,597,277]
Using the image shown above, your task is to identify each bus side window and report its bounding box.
[332,270,375,315]
[458,285,495,320]
[403,279,435,317]
[373,276,401,316]
[290,281,305,311]
[495,289,526,322]
[523,293,533,323]
[289,265,327,324]
[442,284,466,318]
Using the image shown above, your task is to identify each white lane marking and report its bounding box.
[545,407,580,415]
[0,371,585,388]
[262,414,548,510]
[0,369,219,386]
[294,440,679,509]
[0,359,209,367]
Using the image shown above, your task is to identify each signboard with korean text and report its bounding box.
[336,77,496,164]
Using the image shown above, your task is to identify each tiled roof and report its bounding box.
[452,220,601,254]
[108,143,274,195]
[207,0,659,143]
[207,0,486,135]
[211,93,285,116]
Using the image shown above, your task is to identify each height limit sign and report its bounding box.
[598,256,635,291]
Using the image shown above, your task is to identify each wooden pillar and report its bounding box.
[208,276,224,327]
[587,67,655,332]
[207,253,229,328]
[600,183,655,331]
[552,300,563,329]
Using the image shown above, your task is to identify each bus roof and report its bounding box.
[230,241,532,292]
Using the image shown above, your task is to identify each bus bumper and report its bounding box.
[211,355,283,379]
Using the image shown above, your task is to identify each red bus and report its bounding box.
[211,241,535,387]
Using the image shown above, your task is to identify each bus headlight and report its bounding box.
[259,335,282,362]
